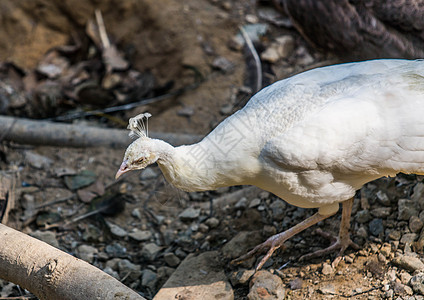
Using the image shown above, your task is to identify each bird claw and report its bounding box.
[299,229,360,264]
[231,236,285,271]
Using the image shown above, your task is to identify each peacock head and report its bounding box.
[115,137,159,179]
[115,112,158,179]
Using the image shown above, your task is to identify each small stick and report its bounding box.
[239,26,262,93]
[94,9,110,49]
[35,195,75,210]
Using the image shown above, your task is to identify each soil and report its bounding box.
[1,0,423,299]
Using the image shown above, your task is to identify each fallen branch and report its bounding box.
[0,224,145,300]
[0,115,202,148]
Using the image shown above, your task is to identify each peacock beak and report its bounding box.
[115,160,130,179]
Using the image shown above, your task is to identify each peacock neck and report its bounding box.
[156,138,260,192]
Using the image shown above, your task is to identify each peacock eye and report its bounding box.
[135,157,145,164]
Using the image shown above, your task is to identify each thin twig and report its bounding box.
[239,26,262,93]
[34,195,75,210]
[95,9,110,49]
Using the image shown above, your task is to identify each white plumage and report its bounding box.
[116,59,424,269]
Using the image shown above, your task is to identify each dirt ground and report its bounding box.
[1,0,424,299]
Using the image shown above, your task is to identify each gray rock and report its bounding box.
[319,284,336,295]
[398,199,419,221]
[356,210,372,223]
[117,259,142,281]
[205,217,220,228]
[248,270,285,300]
[412,182,424,210]
[141,243,161,261]
[131,208,142,220]
[400,272,412,285]
[388,230,402,241]
[369,219,384,236]
[30,230,59,248]
[155,251,234,300]
[392,254,424,272]
[105,243,126,258]
[77,244,98,263]
[275,35,295,58]
[235,197,248,210]
[321,263,333,275]
[141,269,158,291]
[249,198,261,208]
[128,229,152,242]
[106,222,127,238]
[410,273,424,295]
[376,190,391,206]
[370,207,391,218]
[410,216,424,233]
[177,106,195,117]
[400,233,418,244]
[24,151,53,169]
[356,226,368,238]
[103,266,120,280]
[105,258,122,270]
[164,252,181,267]
[157,266,175,287]
[222,231,262,260]
[269,199,286,221]
[212,56,234,73]
[178,207,201,221]
[229,269,255,286]
[289,278,303,290]
[82,224,102,242]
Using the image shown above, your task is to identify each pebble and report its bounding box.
[105,258,121,270]
[319,284,336,295]
[249,198,261,208]
[410,216,424,233]
[398,199,419,220]
[380,243,392,257]
[269,199,286,221]
[222,231,263,260]
[248,270,285,300]
[289,278,303,290]
[369,219,384,236]
[392,254,424,272]
[106,222,128,238]
[410,273,424,295]
[198,223,209,233]
[388,230,401,241]
[229,269,255,286]
[118,259,142,281]
[29,230,59,248]
[24,151,53,169]
[105,243,126,258]
[177,106,195,117]
[376,190,391,206]
[235,197,248,210]
[205,217,220,228]
[141,269,158,291]
[356,226,368,238]
[400,233,418,244]
[212,56,234,73]
[321,263,334,275]
[400,272,412,285]
[370,207,391,218]
[356,210,372,223]
[245,14,259,24]
[141,243,162,261]
[131,208,142,220]
[157,266,175,287]
[77,245,98,263]
[178,207,201,221]
[164,253,181,267]
[128,229,152,242]
[82,224,102,242]
[103,266,120,280]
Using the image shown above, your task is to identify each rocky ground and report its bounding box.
[1,0,424,299]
